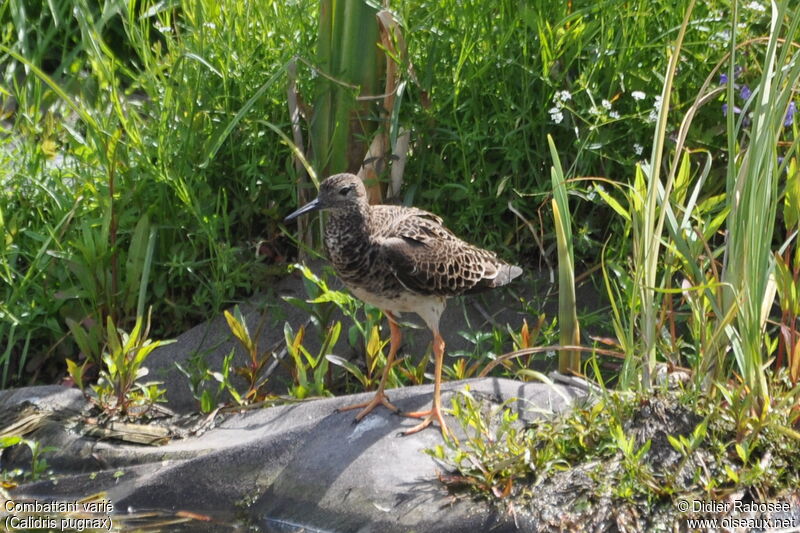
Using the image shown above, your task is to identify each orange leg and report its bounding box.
[337,311,401,421]
[401,331,452,440]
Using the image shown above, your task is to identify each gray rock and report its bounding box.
[4,378,579,532]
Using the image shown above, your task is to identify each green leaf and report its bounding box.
[735,443,748,464]
[226,381,243,404]
[784,156,800,230]
[636,439,652,459]
[200,390,214,413]
[66,318,95,360]
[225,308,254,353]
[691,419,708,445]
[124,315,144,355]
[125,215,150,310]
[326,354,366,382]
[106,316,121,356]
[65,358,85,391]
[0,436,23,448]
[309,291,353,307]
[366,325,384,358]
[319,321,342,357]
[673,150,692,206]
[283,322,295,352]
[292,384,308,400]
[595,186,630,222]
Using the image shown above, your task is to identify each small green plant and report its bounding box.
[326,324,394,391]
[505,316,555,378]
[224,306,275,403]
[394,345,430,386]
[428,388,529,497]
[549,134,582,375]
[285,263,383,349]
[282,264,343,334]
[665,416,709,488]
[67,311,172,417]
[175,305,277,412]
[285,263,398,393]
[176,349,242,413]
[178,305,296,411]
[610,423,657,500]
[0,436,56,484]
[444,330,501,382]
[284,321,340,399]
[435,383,800,521]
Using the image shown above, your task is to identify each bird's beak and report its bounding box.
[284,198,321,222]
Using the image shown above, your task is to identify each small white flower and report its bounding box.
[745,1,765,12]
[609,111,620,119]
[589,106,601,116]
[552,91,572,110]
[714,30,731,41]
[204,22,217,30]
[602,99,612,110]
[634,143,643,155]
[549,107,564,124]
[647,95,663,122]
[631,91,646,101]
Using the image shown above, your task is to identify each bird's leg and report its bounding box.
[336,311,401,421]
[401,331,452,440]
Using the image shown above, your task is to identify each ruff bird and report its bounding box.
[284,173,522,438]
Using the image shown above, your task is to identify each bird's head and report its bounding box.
[284,173,368,222]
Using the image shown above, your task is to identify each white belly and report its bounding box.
[348,286,447,332]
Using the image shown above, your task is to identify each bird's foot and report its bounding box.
[336,390,400,423]
[400,405,453,441]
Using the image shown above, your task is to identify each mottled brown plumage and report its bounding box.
[285,173,522,438]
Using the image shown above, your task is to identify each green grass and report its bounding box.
[436,0,800,515]
[0,0,789,401]
[1,0,316,385]
[433,385,800,523]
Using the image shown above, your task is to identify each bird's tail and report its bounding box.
[490,263,523,287]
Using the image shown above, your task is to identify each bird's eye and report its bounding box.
[339,185,354,196]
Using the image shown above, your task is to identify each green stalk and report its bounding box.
[635,0,695,389]
[721,0,800,413]
[311,0,381,178]
[548,135,580,374]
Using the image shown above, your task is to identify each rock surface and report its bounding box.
[2,378,579,532]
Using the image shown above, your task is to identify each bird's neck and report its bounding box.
[324,204,372,262]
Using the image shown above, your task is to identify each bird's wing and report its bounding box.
[371,205,443,227]
[377,212,508,296]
